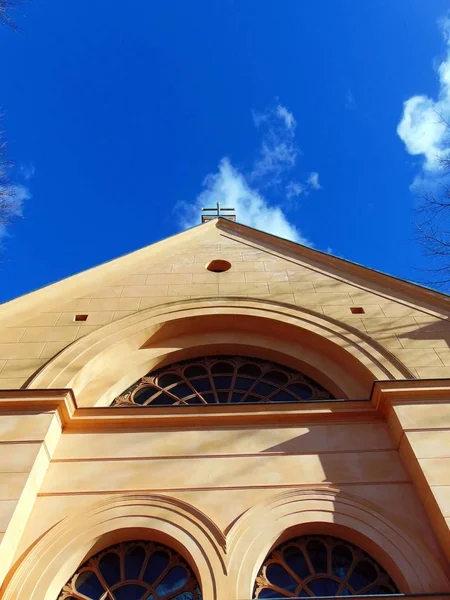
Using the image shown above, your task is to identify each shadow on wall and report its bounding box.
[397,318,450,349]
[221,421,445,595]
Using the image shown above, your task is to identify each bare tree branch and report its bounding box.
[0,119,19,232]
[0,0,27,29]
[412,113,450,289]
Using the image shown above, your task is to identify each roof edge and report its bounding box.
[0,220,217,324]
[216,218,450,313]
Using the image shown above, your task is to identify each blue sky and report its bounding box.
[1,0,450,303]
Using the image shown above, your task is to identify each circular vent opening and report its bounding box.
[206,259,232,273]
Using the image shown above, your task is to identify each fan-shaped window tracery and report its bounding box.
[112,356,334,407]
[58,540,202,600]
[254,535,399,598]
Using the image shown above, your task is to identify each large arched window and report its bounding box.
[58,540,202,600]
[112,356,334,407]
[254,535,398,598]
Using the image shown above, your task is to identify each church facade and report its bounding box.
[0,217,449,599]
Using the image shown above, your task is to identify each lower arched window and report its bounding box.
[58,540,202,600]
[254,535,399,598]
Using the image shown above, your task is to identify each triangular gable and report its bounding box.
[0,218,449,389]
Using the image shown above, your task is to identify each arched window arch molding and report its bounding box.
[1,494,227,600]
[26,298,414,407]
[226,488,450,598]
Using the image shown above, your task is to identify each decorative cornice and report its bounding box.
[1,379,449,431]
[371,379,450,416]
[0,389,76,422]
[0,389,377,430]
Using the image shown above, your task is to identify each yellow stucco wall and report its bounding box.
[15,422,435,550]
[2,389,450,599]
[1,220,450,599]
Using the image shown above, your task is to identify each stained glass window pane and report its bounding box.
[307,539,328,573]
[211,362,234,374]
[151,393,174,406]
[348,560,378,592]
[332,545,353,578]
[75,571,104,599]
[168,384,192,399]
[58,541,201,600]
[308,578,340,596]
[184,365,207,378]
[217,391,229,403]
[266,564,297,592]
[190,378,210,392]
[99,552,121,586]
[238,363,262,377]
[213,376,233,389]
[253,535,398,598]
[125,545,146,580]
[287,383,314,400]
[157,374,181,387]
[234,377,254,391]
[156,566,189,597]
[201,393,216,403]
[114,584,147,600]
[283,545,310,579]
[143,550,170,584]
[269,390,296,403]
[252,383,278,397]
[133,388,157,405]
[264,371,289,385]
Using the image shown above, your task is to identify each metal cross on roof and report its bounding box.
[201,201,236,223]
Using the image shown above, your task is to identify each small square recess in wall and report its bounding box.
[74,314,89,322]
[350,307,365,314]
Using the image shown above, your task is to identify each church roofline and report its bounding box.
[215,217,450,313]
[0,219,218,324]
[0,217,448,326]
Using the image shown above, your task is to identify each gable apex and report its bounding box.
[1,216,449,330]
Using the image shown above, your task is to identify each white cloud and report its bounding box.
[397,18,450,170]
[180,158,311,245]
[307,172,321,189]
[285,172,321,200]
[286,181,305,199]
[251,104,298,181]
[276,104,297,130]
[179,102,321,245]
[252,140,297,182]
